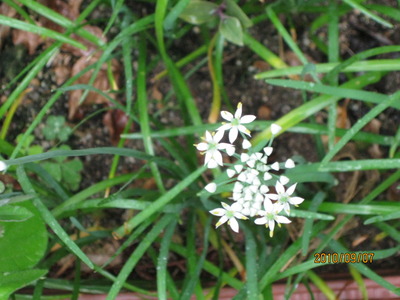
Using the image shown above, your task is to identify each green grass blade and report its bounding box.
[16,166,94,269]
[163,0,190,31]
[157,219,178,300]
[138,35,165,193]
[343,0,393,28]
[0,15,86,50]
[15,0,104,47]
[0,47,57,119]
[364,210,400,225]
[266,6,307,65]
[307,270,336,300]
[113,166,206,238]
[321,90,400,164]
[155,0,202,126]
[264,78,400,109]
[180,216,211,300]
[169,242,243,290]
[123,120,394,146]
[288,158,400,173]
[244,33,288,70]
[349,265,368,300]
[255,58,400,79]
[103,0,124,35]
[252,72,383,147]
[106,214,176,299]
[243,225,259,299]
[328,239,400,296]
[302,192,326,256]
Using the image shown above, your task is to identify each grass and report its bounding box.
[0,0,399,299]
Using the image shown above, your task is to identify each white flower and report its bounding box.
[271,123,282,135]
[205,183,217,193]
[254,199,291,237]
[0,161,6,172]
[267,181,304,215]
[263,147,273,156]
[227,169,236,178]
[195,130,232,168]
[285,158,295,168]
[279,175,290,185]
[210,202,248,232]
[242,139,252,149]
[217,102,256,143]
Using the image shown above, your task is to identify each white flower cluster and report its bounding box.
[195,103,304,237]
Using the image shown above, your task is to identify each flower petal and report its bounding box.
[229,127,239,143]
[240,115,256,124]
[0,161,6,171]
[221,202,230,210]
[195,142,208,151]
[207,159,218,169]
[234,102,242,119]
[216,216,228,228]
[242,139,252,149]
[263,172,272,181]
[234,164,243,173]
[276,215,291,224]
[238,124,251,136]
[212,150,223,166]
[254,217,267,225]
[228,217,239,232]
[263,198,273,212]
[221,111,233,121]
[268,219,275,232]
[205,130,213,142]
[225,145,235,156]
[271,123,282,135]
[217,123,232,132]
[227,169,236,178]
[210,208,225,216]
[214,129,225,143]
[279,175,289,185]
[286,183,297,195]
[275,181,285,194]
[271,162,280,171]
[289,196,304,205]
[263,147,273,156]
[205,183,217,193]
[240,153,249,162]
[285,158,295,168]
[260,185,269,194]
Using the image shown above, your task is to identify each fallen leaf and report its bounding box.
[12,25,44,55]
[68,56,120,119]
[0,2,16,49]
[103,109,133,145]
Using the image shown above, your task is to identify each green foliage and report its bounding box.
[16,134,43,155]
[43,115,72,142]
[179,0,252,46]
[179,0,218,25]
[0,190,48,298]
[41,145,83,191]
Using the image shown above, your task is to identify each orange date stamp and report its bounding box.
[314,252,374,264]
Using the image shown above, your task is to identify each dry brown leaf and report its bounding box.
[61,25,106,57]
[68,56,120,119]
[12,29,44,55]
[363,118,381,134]
[0,3,16,49]
[103,109,133,145]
